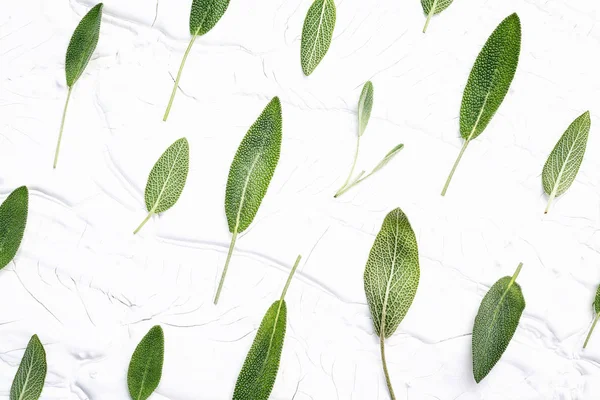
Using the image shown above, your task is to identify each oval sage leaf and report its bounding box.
[54,3,103,168]
[542,111,591,214]
[134,138,190,234]
[364,208,419,399]
[0,186,29,270]
[583,284,600,349]
[358,81,374,137]
[421,0,454,33]
[300,0,336,76]
[128,325,164,400]
[233,255,301,400]
[214,97,283,304]
[472,263,525,383]
[10,334,47,400]
[441,13,521,196]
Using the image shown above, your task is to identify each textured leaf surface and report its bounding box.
[0,186,28,270]
[472,264,525,383]
[128,326,164,400]
[594,285,600,314]
[364,208,420,338]
[189,0,230,36]
[358,81,374,137]
[300,0,336,76]
[372,144,404,175]
[10,335,47,400]
[421,0,453,15]
[225,97,282,234]
[65,3,103,87]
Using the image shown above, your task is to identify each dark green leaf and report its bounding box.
[128,326,164,400]
[65,3,103,87]
[0,186,28,270]
[189,0,231,36]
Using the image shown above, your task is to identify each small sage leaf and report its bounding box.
[300,0,336,76]
[583,284,600,349]
[214,97,283,304]
[542,111,591,214]
[364,208,420,399]
[421,0,454,33]
[358,81,374,137]
[10,334,47,400]
[128,325,164,400]
[54,3,103,168]
[371,144,404,174]
[0,186,28,270]
[472,263,525,383]
[134,138,190,234]
[441,13,521,196]
[233,255,301,400]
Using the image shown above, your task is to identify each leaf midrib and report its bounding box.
[305,0,330,71]
[149,143,185,215]
[465,67,497,142]
[480,278,518,356]
[250,300,284,393]
[233,153,261,234]
[380,214,400,338]
[135,354,154,400]
[17,346,36,400]
[548,123,586,197]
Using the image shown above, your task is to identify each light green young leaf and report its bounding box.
[10,334,47,400]
[371,144,404,174]
[583,284,600,349]
[542,111,591,214]
[441,13,521,196]
[358,81,374,137]
[300,0,336,76]
[364,208,420,400]
[472,263,525,383]
[0,186,28,270]
[163,0,231,121]
[214,97,283,304]
[128,325,164,400]
[233,255,301,400]
[421,0,454,33]
[134,138,190,234]
[54,3,103,168]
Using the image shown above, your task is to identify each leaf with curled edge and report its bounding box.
[128,326,164,400]
[0,186,28,270]
[10,335,47,400]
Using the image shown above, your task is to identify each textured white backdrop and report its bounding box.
[1,0,600,399]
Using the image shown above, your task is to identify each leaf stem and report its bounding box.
[584,313,600,349]
[509,262,524,286]
[441,139,470,196]
[280,255,302,301]
[53,86,73,169]
[423,0,438,33]
[214,230,238,304]
[163,35,197,121]
[335,136,361,197]
[380,334,396,400]
[544,190,557,214]
[133,211,154,234]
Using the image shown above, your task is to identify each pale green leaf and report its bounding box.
[0,186,28,270]
[371,144,404,175]
[128,326,164,400]
[10,335,47,400]
[358,81,374,137]
[300,0,336,76]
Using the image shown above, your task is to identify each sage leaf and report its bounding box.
[358,81,374,137]
[364,208,419,400]
[10,334,47,400]
[128,325,164,400]
[214,97,282,304]
[421,0,454,33]
[54,3,103,168]
[441,13,521,196]
[233,255,301,400]
[542,111,591,214]
[472,263,525,383]
[300,0,336,76]
[163,0,231,121]
[134,138,190,234]
[0,186,28,271]
[583,284,600,349]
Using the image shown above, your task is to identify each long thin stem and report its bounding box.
[509,262,524,286]
[53,86,73,169]
[335,136,361,197]
[544,190,557,214]
[163,35,197,121]
[280,255,302,301]
[441,139,470,196]
[584,313,600,348]
[423,0,438,33]
[380,334,396,400]
[214,230,238,304]
[133,212,153,235]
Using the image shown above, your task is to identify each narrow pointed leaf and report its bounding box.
[65,3,103,87]
[358,81,374,137]
[189,0,231,36]
[10,334,47,400]
[472,263,525,383]
[371,144,404,175]
[0,186,28,270]
[128,326,164,400]
[421,0,454,32]
[542,111,591,213]
[583,284,600,348]
[300,0,336,76]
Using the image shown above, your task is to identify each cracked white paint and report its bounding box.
[1,0,600,399]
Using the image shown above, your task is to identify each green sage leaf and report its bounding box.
[128,325,164,400]
[583,284,600,349]
[542,111,591,214]
[134,138,190,234]
[421,0,454,33]
[0,186,29,270]
[441,13,521,196]
[364,208,420,399]
[371,144,404,175]
[358,81,374,137]
[300,0,336,76]
[214,97,283,304]
[472,263,525,383]
[10,334,47,400]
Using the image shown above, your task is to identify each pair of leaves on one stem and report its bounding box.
[9,334,47,400]
[128,325,164,400]
[334,82,404,198]
[421,0,454,33]
[0,186,29,271]
[300,0,336,76]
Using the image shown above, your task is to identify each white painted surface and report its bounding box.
[1,0,600,399]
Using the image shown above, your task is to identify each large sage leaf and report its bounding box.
[421,0,454,33]
[300,0,336,76]
[364,208,420,399]
[0,186,28,270]
[134,138,190,234]
[441,13,521,196]
[472,263,525,383]
[542,111,591,214]
[10,334,47,400]
[128,325,164,400]
[233,255,301,400]
[583,284,600,349]
[214,97,283,304]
